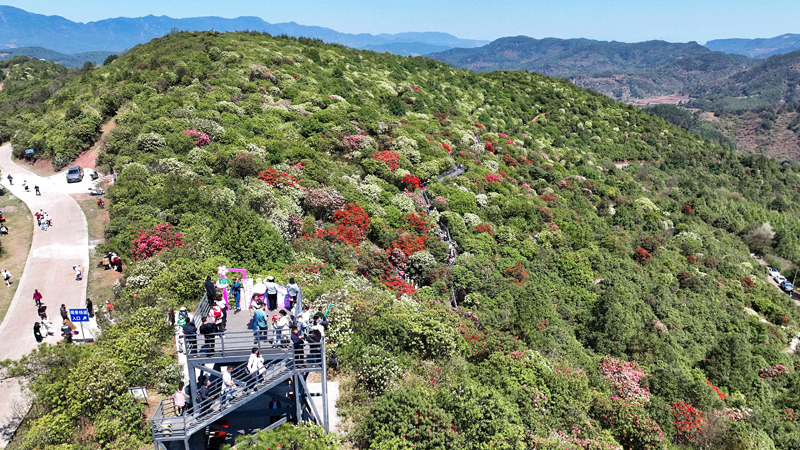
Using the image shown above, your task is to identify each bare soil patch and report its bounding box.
[627,94,689,107]
[0,193,33,322]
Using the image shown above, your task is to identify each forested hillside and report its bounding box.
[428,36,752,102]
[3,31,800,449]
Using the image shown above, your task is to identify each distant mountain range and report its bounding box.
[0,46,115,67]
[427,36,752,102]
[0,5,487,56]
[706,34,800,58]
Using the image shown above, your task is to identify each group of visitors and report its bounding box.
[102,252,123,272]
[31,288,95,343]
[34,210,52,231]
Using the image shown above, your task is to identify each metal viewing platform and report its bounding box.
[152,295,330,450]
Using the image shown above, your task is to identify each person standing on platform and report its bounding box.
[264,276,279,310]
[286,277,301,311]
[230,277,242,313]
[204,276,217,302]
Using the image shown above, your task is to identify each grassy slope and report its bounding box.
[0,192,33,321]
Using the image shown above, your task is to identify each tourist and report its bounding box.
[176,306,190,326]
[86,298,94,318]
[73,265,83,281]
[307,322,323,364]
[276,309,292,342]
[264,276,279,310]
[286,277,301,310]
[106,300,114,318]
[197,378,211,410]
[199,317,216,354]
[61,319,73,344]
[209,301,223,332]
[247,347,265,388]
[6,174,11,185]
[0,224,8,235]
[102,254,111,270]
[112,254,122,272]
[297,304,312,335]
[167,306,175,327]
[35,211,42,226]
[253,302,269,341]
[268,398,281,425]
[214,294,227,331]
[41,319,54,336]
[182,318,198,355]
[37,303,48,321]
[222,366,236,407]
[60,304,68,320]
[329,350,339,371]
[290,327,305,363]
[2,269,11,287]
[230,277,242,312]
[204,276,216,302]
[22,181,28,192]
[33,289,43,307]
[34,185,40,195]
[173,382,189,415]
[33,322,43,343]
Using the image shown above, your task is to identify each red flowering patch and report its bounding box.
[484,173,502,183]
[634,248,652,265]
[402,212,430,235]
[503,154,517,166]
[474,224,493,235]
[372,151,400,171]
[485,142,495,153]
[540,195,557,202]
[741,277,754,288]
[706,380,726,400]
[441,143,452,154]
[682,205,693,214]
[257,168,300,187]
[131,223,184,259]
[402,174,421,190]
[317,203,370,246]
[391,234,427,257]
[672,401,707,441]
[686,255,696,265]
[384,277,416,296]
[503,262,530,285]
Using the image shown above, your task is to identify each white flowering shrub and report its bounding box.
[463,213,481,228]
[635,197,660,212]
[201,185,236,210]
[154,158,196,177]
[484,159,499,173]
[408,251,438,282]
[394,168,410,179]
[358,183,383,202]
[317,289,354,348]
[136,132,166,153]
[475,194,488,209]
[125,258,167,291]
[390,193,416,212]
[356,344,403,396]
[218,101,245,116]
[188,117,224,141]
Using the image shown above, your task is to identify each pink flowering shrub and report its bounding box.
[288,215,303,238]
[131,223,184,259]
[484,173,503,183]
[342,135,368,153]
[760,364,789,378]
[715,408,753,421]
[599,355,650,404]
[305,186,346,218]
[183,129,210,147]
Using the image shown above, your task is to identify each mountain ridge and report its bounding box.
[0,5,488,54]
[706,33,800,58]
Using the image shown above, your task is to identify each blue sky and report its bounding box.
[10,0,800,43]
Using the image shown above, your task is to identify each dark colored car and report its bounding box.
[66,165,84,183]
[781,281,794,293]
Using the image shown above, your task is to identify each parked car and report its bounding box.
[781,281,794,293]
[66,165,84,183]
[768,267,779,278]
[775,275,787,285]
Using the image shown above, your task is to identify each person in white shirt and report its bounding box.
[247,347,265,388]
[297,304,312,336]
[222,366,236,406]
[286,278,301,311]
[264,276,279,310]
[276,309,292,344]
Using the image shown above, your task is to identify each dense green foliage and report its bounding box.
[3,31,800,449]
[646,105,735,148]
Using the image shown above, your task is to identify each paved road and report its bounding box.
[0,144,90,447]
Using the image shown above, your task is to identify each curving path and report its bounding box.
[0,143,90,447]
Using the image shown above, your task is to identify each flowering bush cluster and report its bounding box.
[305,186,346,218]
[182,129,210,147]
[131,223,184,259]
[227,153,260,178]
[483,173,503,183]
[594,396,665,449]
[715,407,752,421]
[372,151,400,171]
[356,344,403,396]
[316,203,370,245]
[759,364,789,378]
[706,380,726,400]
[257,167,300,187]
[671,400,707,441]
[599,355,650,404]
[634,248,652,265]
[342,134,371,153]
[441,142,452,154]
[402,174,421,190]
[503,262,530,285]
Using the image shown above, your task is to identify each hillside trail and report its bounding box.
[0,143,90,448]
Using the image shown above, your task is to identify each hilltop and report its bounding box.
[3,31,800,449]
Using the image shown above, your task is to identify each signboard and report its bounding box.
[69,308,90,323]
[128,386,148,402]
[24,148,34,155]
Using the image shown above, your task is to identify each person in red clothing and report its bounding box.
[33,289,43,307]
